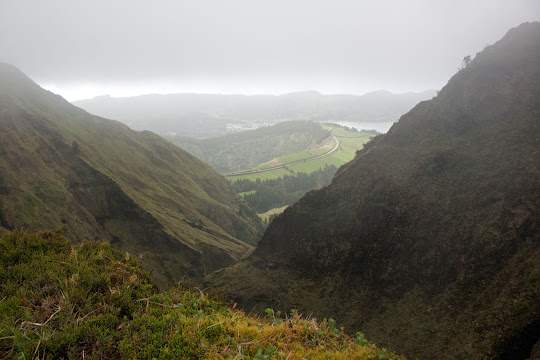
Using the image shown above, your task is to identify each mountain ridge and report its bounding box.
[0,63,264,287]
[72,89,436,138]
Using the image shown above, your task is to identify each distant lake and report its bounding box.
[225,120,396,135]
[331,121,395,134]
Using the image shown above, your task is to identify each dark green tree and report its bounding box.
[460,55,472,69]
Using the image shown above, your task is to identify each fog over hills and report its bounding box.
[1,0,539,358]
[3,1,537,100]
[73,90,436,138]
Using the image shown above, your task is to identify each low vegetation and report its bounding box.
[231,165,337,213]
[0,230,404,360]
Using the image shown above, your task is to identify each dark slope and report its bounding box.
[205,22,540,359]
[0,63,264,287]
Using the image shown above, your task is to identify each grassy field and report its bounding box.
[307,145,334,156]
[227,127,373,182]
[289,130,372,173]
[276,151,315,164]
[255,144,334,170]
[258,205,289,222]
[227,168,293,182]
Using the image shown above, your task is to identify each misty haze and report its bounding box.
[0,1,539,359]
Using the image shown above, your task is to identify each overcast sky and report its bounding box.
[1,0,539,100]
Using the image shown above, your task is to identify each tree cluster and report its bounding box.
[232,165,338,213]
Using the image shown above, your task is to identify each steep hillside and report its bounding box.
[0,63,264,287]
[206,23,540,359]
[167,120,330,173]
[73,90,435,138]
[0,230,404,360]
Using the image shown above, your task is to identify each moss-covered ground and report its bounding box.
[0,230,404,359]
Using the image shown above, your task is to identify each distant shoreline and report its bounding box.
[330,121,393,133]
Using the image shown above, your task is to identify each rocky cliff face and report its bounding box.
[0,63,264,287]
[206,22,540,359]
